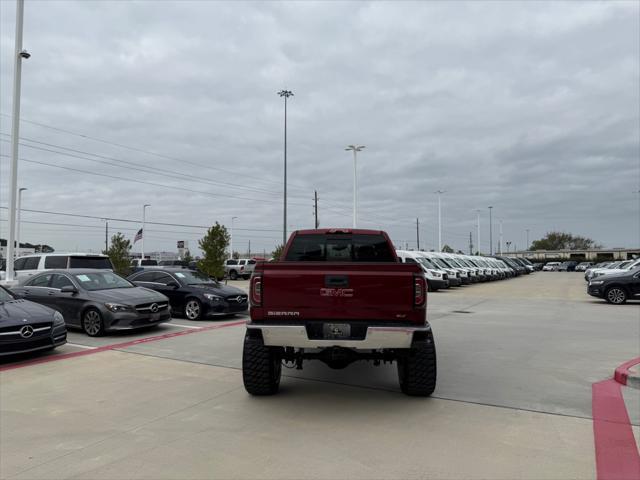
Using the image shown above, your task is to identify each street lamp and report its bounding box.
[435,190,445,251]
[488,206,493,255]
[230,216,238,259]
[526,229,530,251]
[16,187,27,257]
[278,89,294,245]
[345,145,365,228]
[6,0,28,282]
[475,209,481,255]
[142,204,150,259]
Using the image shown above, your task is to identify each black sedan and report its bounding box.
[587,267,640,304]
[11,269,171,336]
[127,268,248,320]
[0,286,67,356]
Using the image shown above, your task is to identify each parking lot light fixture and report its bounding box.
[278,89,294,245]
[488,206,493,255]
[475,209,481,255]
[345,145,365,228]
[435,190,445,251]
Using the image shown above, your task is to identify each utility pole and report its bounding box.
[416,218,420,250]
[16,187,26,257]
[278,89,293,245]
[248,239,251,258]
[142,204,150,260]
[469,232,473,255]
[435,190,445,251]
[526,229,530,251]
[314,190,319,228]
[499,220,503,255]
[104,220,109,252]
[230,216,238,260]
[488,206,493,255]
[6,0,28,282]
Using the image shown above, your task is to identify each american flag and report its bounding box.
[134,228,143,243]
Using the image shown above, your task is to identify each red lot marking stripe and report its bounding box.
[592,378,640,480]
[0,320,246,372]
[615,356,640,386]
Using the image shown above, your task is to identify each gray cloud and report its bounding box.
[1,0,638,256]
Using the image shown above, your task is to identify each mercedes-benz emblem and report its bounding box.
[149,303,159,313]
[20,325,34,338]
[235,296,246,303]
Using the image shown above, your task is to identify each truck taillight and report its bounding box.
[251,275,262,306]
[414,275,426,307]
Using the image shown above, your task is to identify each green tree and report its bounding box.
[530,232,601,251]
[271,244,284,260]
[104,232,131,276]
[441,244,454,253]
[182,250,193,264]
[197,222,230,279]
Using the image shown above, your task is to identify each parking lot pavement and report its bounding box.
[1,273,638,479]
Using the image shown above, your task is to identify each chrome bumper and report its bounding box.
[247,323,430,349]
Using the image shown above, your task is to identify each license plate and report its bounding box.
[323,323,351,339]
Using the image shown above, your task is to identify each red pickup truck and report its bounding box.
[242,229,436,396]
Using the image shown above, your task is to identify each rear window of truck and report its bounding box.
[285,234,396,262]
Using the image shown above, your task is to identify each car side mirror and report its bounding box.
[60,285,78,294]
[167,282,180,289]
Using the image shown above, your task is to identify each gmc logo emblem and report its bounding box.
[320,288,354,297]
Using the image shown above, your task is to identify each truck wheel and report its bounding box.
[397,335,437,397]
[242,332,282,395]
[230,270,238,280]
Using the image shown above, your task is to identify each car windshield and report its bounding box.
[173,270,217,285]
[417,257,437,270]
[73,272,133,291]
[0,287,14,303]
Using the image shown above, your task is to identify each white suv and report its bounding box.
[7,253,114,280]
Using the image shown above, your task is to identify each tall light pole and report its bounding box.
[230,216,238,259]
[475,209,481,255]
[499,220,503,255]
[435,190,445,251]
[526,229,530,251]
[15,187,27,256]
[278,89,293,245]
[488,206,493,255]
[142,204,150,259]
[6,0,29,282]
[345,145,365,228]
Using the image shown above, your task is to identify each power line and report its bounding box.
[0,112,310,192]
[0,206,281,232]
[0,153,314,207]
[0,134,284,197]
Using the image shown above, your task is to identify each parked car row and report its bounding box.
[395,251,533,291]
[584,259,640,281]
[0,265,248,356]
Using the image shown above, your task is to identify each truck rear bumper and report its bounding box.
[246,323,431,349]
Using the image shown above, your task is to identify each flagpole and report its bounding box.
[142,204,150,259]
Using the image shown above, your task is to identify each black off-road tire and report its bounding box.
[397,335,437,396]
[242,332,282,395]
[229,270,238,280]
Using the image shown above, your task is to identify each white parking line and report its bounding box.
[166,323,202,329]
[66,343,98,350]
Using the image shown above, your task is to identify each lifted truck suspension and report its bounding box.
[280,346,399,370]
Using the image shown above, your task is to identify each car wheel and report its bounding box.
[243,274,251,280]
[397,334,437,397]
[82,308,105,337]
[605,286,627,305]
[184,298,202,320]
[229,270,238,280]
[242,331,282,395]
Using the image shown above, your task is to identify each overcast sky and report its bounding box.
[1,0,639,257]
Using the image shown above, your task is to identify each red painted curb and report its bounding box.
[592,378,640,480]
[614,356,640,386]
[0,320,246,373]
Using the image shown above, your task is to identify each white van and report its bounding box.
[396,250,449,291]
